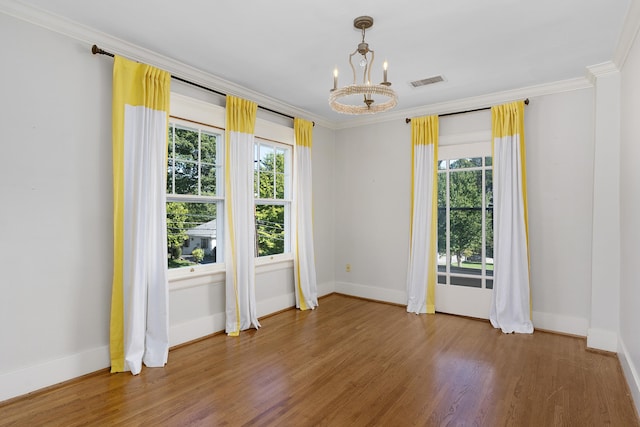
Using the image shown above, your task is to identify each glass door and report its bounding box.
[436,142,493,319]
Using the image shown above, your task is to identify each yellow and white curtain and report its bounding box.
[490,101,534,334]
[225,95,260,335]
[110,56,171,374]
[293,118,318,310]
[406,115,439,314]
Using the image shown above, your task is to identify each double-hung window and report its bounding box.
[166,118,224,269]
[254,138,291,257]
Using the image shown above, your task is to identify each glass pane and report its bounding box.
[437,172,446,268]
[485,156,492,167]
[485,168,494,278]
[438,160,447,171]
[275,172,285,199]
[259,172,274,198]
[276,149,286,174]
[167,159,174,193]
[253,169,259,197]
[256,204,285,256]
[450,174,482,278]
[174,161,198,195]
[200,132,217,164]
[259,144,275,172]
[167,201,218,269]
[254,144,260,171]
[486,169,493,211]
[174,127,199,161]
[451,275,481,288]
[201,163,217,196]
[486,279,493,290]
[450,157,482,169]
[450,170,482,207]
[167,125,173,158]
[437,274,446,284]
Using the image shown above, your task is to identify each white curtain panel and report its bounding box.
[293,118,318,310]
[490,101,534,334]
[111,56,170,374]
[224,96,260,335]
[406,116,439,314]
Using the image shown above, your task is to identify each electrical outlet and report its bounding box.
[346,264,351,272]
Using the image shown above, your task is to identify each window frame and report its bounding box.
[437,141,493,290]
[166,117,225,273]
[254,137,293,258]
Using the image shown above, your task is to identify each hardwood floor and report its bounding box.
[1,294,638,426]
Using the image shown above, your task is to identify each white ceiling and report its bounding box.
[8,0,632,125]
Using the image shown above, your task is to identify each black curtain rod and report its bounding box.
[405,98,529,123]
[91,44,304,124]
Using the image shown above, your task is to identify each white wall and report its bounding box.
[619,16,640,414]
[333,89,596,336]
[0,12,336,401]
[309,124,336,295]
[333,119,412,303]
[0,12,113,398]
[526,89,595,335]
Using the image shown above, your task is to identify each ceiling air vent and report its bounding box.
[410,75,445,88]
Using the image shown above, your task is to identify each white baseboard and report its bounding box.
[335,281,406,305]
[0,345,109,402]
[619,337,640,416]
[169,312,226,347]
[532,310,589,337]
[257,293,296,318]
[317,280,335,297]
[587,328,619,352]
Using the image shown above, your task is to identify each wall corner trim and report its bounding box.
[614,0,640,70]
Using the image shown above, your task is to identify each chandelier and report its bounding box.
[329,16,398,115]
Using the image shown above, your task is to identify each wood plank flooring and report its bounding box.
[1,294,638,426]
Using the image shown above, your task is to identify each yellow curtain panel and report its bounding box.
[224,95,260,335]
[293,118,318,310]
[406,115,439,314]
[490,100,533,334]
[111,56,171,373]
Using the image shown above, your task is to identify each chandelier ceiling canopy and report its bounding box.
[329,16,398,115]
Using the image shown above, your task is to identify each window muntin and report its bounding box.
[437,154,493,289]
[166,119,224,269]
[254,138,291,257]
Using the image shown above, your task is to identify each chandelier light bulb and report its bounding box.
[383,60,388,83]
[359,57,367,67]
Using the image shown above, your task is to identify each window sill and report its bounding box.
[255,252,294,273]
[168,253,294,290]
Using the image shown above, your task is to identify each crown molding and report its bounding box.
[614,0,640,70]
[586,61,621,85]
[0,0,332,129]
[332,76,593,130]
[0,0,608,132]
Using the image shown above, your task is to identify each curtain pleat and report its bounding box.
[406,115,439,314]
[293,118,318,310]
[225,95,260,335]
[110,56,171,374]
[490,100,534,334]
